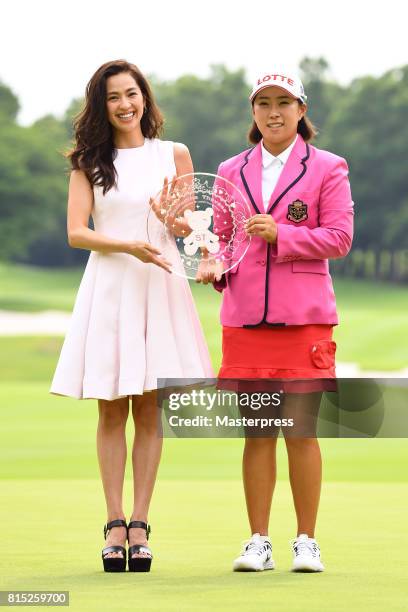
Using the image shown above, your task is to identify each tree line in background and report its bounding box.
[0,58,407,281]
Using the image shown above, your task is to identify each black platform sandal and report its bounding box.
[127,521,153,572]
[102,519,127,572]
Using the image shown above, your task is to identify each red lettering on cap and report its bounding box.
[255,74,295,91]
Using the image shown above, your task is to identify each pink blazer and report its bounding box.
[213,135,354,327]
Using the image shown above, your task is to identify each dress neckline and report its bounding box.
[114,139,150,152]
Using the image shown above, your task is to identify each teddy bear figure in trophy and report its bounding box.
[183,208,220,256]
[147,173,251,279]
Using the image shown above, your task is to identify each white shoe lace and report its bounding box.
[241,538,270,557]
[293,539,319,558]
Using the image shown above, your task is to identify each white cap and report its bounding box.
[249,72,307,104]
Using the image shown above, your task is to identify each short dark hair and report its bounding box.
[248,100,317,144]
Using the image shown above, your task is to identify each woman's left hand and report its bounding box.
[149,175,177,223]
[195,256,224,284]
[245,214,278,244]
[149,175,191,237]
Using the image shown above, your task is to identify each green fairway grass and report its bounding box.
[1,262,407,610]
[1,382,408,611]
[1,382,408,482]
[0,263,82,312]
[1,479,407,612]
[1,263,408,369]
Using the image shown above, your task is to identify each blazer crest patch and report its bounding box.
[287,200,308,223]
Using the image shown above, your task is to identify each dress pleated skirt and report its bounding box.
[50,251,214,400]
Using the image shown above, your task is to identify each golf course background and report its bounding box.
[0,263,407,611]
[1,262,408,371]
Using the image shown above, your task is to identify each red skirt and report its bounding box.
[219,324,336,384]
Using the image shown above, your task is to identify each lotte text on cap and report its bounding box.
[249,73,307,104]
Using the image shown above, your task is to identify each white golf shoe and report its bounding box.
[233,533,275,572]
[291,533,324,572]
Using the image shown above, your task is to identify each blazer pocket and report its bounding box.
[287,189,319,200]
[292,259,328,274]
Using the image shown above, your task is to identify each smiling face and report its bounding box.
[252,86,306,154]
[106,71,145,136]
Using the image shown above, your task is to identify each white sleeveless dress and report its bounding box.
[49,138,214,400]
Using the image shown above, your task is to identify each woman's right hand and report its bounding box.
[125,241,172,273]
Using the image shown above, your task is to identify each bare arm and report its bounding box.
[174,142,193,176]
[171,143,194,237]
[67,170,171,272]
[67,170,127,253]
[149,143,195,237]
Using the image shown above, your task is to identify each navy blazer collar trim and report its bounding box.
[239,139,310,215]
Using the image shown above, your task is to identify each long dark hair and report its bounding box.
[248,100,317,144]
[68,60,164,194]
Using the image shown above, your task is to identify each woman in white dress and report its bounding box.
[49,60,213,572]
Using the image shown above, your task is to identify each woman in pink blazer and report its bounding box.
[199,71,353,573]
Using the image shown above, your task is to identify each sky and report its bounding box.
[1,0,407,126]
